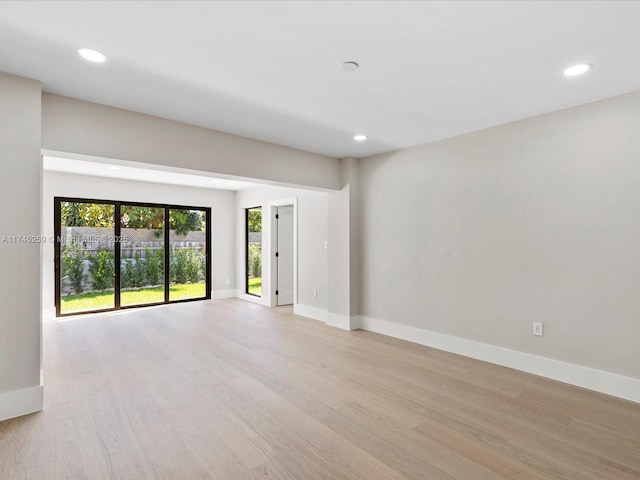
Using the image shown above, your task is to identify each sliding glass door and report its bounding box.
[169,209,208,301]
[55,198,211,317]
[57,200,116,315]
[120,205,166,307]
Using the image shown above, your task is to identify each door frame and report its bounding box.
[244,206,263,298]
[54,196,212,317]
[268,198,297,308]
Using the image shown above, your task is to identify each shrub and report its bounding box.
[121,259,136,289]
[134,252,147,286]
[122,253,146,289]
[248,243,262,278]
[88,248,114,291]
[143,248,164,286]
[171,248,204,284]
[61,242,85,294]
[199,253,207,283]
[171,249,188,284]
[186,250,201,283]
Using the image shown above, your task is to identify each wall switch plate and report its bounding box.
[226,278,230,285]
[313,289,318,297]
[532,322,544,336]
[324,240,328,249]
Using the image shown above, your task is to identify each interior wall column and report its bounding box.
[0,72,43,420]
[326,157,360,330]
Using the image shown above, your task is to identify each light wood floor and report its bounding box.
[1,299,639,479]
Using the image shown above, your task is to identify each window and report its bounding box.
[55,197,211,317]
[57,200,116,314]
[246,207,262,296]
[168,208,208,301]
[120,204,165,307]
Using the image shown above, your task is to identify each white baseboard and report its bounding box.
[236,292,268,306]
[358,316,640,404]
[293,303,327,323]
[350,315,362,330]
[293,304,361,330]
[212,289,237,300]
[0,385,44,421]
[326,312,361,331]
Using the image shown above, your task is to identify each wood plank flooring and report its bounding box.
[1,299,639,479]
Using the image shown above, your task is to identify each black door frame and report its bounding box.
[54,196,211,317]
[245,206,262,297]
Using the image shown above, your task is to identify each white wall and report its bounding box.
[41,93,341,190]
[236,186,328,313]
[0,73,43,420]
[326,157,361,329]
[3,65,637,421]
[42,171,236,317]
[359,90,640,383]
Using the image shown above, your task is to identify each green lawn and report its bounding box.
[61,283,207,314]
[248,277,262,295]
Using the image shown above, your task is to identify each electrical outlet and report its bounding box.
[532,322,544,336]
[313,289,318,297]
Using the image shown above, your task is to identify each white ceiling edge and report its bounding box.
[42,151,270,191]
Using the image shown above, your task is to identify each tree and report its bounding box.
[248,210,262,233]
[61,202,115,227]
[61,202,83,226]
[121,206,164,230]
[170,210,204,236]
[123,208,203,235]
[61,202,204,235]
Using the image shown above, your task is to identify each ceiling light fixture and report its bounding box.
[353,134,367,141]
[341,61,359,72]
[564,63,591,77]
[109,166,120,170]
[77,48,107,63]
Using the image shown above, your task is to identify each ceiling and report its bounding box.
[2,1,640,158]
[43,156,257,191]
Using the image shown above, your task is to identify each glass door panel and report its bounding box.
[246,207,262,296]
[120,205,165,306]
[169,209,207,301]
[56,198,210,317]
[59,201,115,314]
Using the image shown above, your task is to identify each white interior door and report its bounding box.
[276,205,294,305]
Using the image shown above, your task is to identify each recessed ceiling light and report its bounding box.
[77,48,107,63]
[341,61,359,72]
[564,63,591,77]
[353,134,367,141]
[109,166,120,170]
